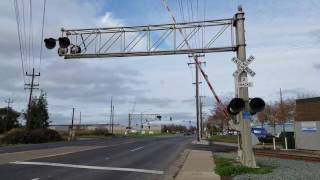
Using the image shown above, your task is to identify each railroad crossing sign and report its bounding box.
[232,55,256,77]
[238,77,253,87]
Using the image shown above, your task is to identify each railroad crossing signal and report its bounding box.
[227,97,265,116]
[232,55,256,77]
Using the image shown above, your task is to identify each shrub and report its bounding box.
[1,128,62,144]
[75,129,111,136]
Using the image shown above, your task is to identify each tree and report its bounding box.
[207,97,230,132]
[25,92,50,130]
[0,107,20,133]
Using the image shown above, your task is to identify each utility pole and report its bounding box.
[5,98,14,130]
[71,108,75,130]
[109,97,113,133]
[128,113,131,129]
[25,68,40,109]
[235,6,256,167]
[188,54,205,142]
[79,111,82,129]
[200,96,205,138]
[280,88,285,132]
[140,112,143,132]
[111,105,114,134]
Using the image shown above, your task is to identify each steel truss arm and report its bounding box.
[60,19,236,59]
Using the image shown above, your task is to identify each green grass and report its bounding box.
[214,156,272,177]
[208,135,238,143]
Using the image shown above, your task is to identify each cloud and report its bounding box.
[314,63,320,70]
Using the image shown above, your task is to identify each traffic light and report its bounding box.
[58,37,70,48]
[227,97,265,116]
[44,38,56,49]
[249,97,265,115]
[227,98,245,115]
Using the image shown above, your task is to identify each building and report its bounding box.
[49,123,163,134]
[294,97,320,150]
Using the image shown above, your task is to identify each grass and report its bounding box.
[208,135,238,143]
[214,156,272,177]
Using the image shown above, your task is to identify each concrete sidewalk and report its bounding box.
[175,149,220,180]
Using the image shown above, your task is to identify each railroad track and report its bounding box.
[255,150,320,162]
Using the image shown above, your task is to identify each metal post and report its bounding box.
[195,57,200,142]
[200,96,203,139]
[235,6,256,167]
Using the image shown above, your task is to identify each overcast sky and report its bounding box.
[0,0,320,126]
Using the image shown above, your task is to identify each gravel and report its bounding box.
[215,152,320,180]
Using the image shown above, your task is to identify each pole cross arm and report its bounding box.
[58,19,236,59]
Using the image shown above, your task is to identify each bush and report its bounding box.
[1,128,62,144]
[75,129,111,137]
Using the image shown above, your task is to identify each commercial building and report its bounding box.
[294,97,320,150]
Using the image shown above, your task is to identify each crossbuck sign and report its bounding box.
[232,55,255,87]
[232,55,256,77]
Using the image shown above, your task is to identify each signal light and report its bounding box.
[227,98,245,115]
[70,45,81,54]
[58,47,68,56]
[44,38,56,49]
[249,97,265,115]
[58,37,70,48]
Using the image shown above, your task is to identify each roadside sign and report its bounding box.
[242,111,251,120]
[238,81,253,87]
[251,127,267,138]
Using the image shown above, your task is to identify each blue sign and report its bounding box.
[242,111,251,120]
[251,127,267,138]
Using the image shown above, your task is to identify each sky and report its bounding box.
[0,0,320,126]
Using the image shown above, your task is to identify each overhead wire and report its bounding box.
[162,0,229,119]
[14,0,28,102]
[39,0,47,81]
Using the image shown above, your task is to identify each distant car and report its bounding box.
[184,132,191,136]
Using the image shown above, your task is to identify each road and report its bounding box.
[0,135,193,180]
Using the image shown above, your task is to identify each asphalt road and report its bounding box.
[0,135,194,180]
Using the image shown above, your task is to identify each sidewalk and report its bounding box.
[175,140,220,180]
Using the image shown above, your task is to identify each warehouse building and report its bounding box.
[295,97,320,150]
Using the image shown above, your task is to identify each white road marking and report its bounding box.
[31,178,40,180]
[105,157,110,160]
[10,161,164,175]
[130,146,144,152]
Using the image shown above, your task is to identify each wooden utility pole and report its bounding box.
[71,108,75,130]
[200,96,205,138]
[25,68,40,109]
[188,55,205,142]
[109,97,113,134]
[111,105,114,134]
[280,88,285,132]
[5,98,13,130]
[128,113,131,129]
